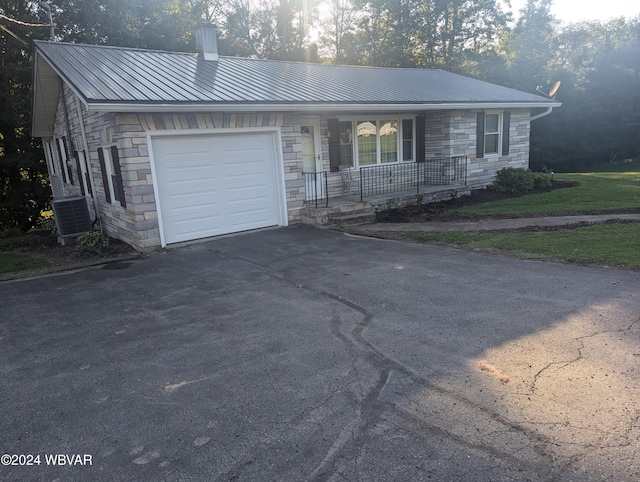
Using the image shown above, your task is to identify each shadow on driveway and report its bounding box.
[2,225,639,481]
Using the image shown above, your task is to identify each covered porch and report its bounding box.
[300,156,469,227]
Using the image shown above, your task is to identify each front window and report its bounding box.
[341,116,414,168]
[380,120,398,163]
[484,113,500,156]
[357,120,377,166]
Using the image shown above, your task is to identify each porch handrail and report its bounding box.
[303,171,329,208]
[359,156,467,200]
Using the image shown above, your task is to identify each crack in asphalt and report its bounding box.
[223,252,638,480]
[531,319,640,395]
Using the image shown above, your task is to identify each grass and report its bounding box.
[0,234,51,275]
[0,253,50,275]
[450,172,640,216]
[404,223,640,269]
[0,234,41,248]
[402,170,640,270]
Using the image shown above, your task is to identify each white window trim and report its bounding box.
[338,115,416,168]
[57,137,72,182]
[77,150,91,198]
[402,118,416,163]
[484,111,503,158]
[101,146,117,203]
[44,139,56,175]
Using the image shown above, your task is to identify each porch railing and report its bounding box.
[303,171,329,208]
[359,156,467,200]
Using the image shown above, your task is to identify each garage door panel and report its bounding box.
[227,183,274,198]
[162,189,222,210]
[163,168,217,183]
[152,132,282,244]
[228,208,275,228]
[168,216,224,242]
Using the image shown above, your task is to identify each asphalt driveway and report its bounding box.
[1,225,639,481]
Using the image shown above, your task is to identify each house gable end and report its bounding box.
[32,51,61,138]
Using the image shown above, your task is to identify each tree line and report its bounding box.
[1,0,639,230]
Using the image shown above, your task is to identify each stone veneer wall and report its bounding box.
[76,107,309,249]
[47,85,311,249]
[49,85,133,245]
[45,84,531,249]
[51,84,88,202]
[423,109,530,189]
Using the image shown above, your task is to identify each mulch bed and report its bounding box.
[375,179,591,223]
[1,231,139,268]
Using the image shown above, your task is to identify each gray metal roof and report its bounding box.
[33,40,557,110]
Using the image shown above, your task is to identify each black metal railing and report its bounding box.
[303,171,329,208]
[359,156,467,200]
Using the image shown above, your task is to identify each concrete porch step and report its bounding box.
[300,201,373,226]
[330,211,377,227]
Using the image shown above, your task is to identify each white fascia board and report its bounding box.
[86,101,561,113]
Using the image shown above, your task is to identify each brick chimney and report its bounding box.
[195,24,219,61]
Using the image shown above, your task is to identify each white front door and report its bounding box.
[301,119,323,200]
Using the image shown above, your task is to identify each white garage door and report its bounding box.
[152,131,284,245]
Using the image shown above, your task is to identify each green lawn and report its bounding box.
[404,223,640,270]
[403,171,640,270]
[0,252,50,275]
[0,234,50,275]
[450,172,640,216]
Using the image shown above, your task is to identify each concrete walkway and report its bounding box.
[345,213,640,234]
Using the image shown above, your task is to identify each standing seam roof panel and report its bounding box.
[33,41,556,106]
[116,51,203,102]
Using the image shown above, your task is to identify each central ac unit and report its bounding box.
[52,196,92,245]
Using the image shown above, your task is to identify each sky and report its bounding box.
[507,0,640,24]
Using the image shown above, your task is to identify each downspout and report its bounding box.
[75,96,102,231]
[530,107,554,122]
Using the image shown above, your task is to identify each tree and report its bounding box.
[319,0,361,64]
[1,1,51,231]
[414,0,511,72]
[215,0,318,61]
[500,0,560,90]
[529,17,640,171]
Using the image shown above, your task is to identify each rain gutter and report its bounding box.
[84,101,562,114]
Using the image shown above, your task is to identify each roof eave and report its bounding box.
[85,100,561,114]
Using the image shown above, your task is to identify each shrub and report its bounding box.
[532,172,552,189]
[493,168,551,194]
[38,217,57,237]
[76,231,109,247]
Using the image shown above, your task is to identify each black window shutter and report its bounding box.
[476,112,485,159]
[74,150,85,196]
[97,148,111,203]
[111,146,127,208]
[416,115,425,162]
[56,140,68,183]
[502,111,511,156]
[83,151,93,196]
[63,137,73,184]
[327,118,340,172]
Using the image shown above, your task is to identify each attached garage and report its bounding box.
[150,130,287,246]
